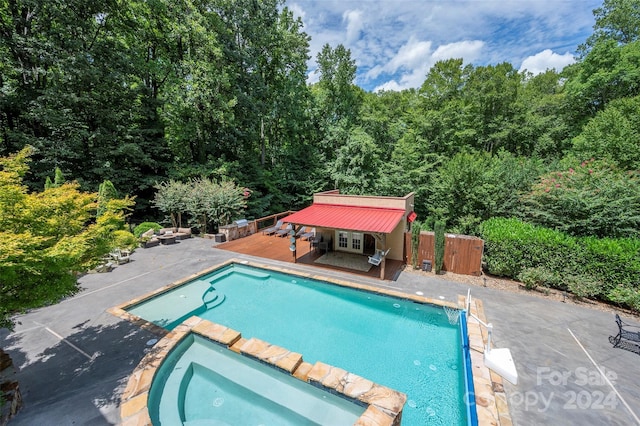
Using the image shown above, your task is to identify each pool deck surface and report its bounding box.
[1,237,639,425]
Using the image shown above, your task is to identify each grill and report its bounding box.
[234,219,249,228]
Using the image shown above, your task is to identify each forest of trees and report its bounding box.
[1,0,639,323]
[1,0,638,234]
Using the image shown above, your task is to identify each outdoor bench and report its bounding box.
[609,314,640,348]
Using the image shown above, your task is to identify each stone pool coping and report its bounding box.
[110,258,511,425]
[119,316,407,425]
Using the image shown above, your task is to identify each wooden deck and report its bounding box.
[216,232,405,281]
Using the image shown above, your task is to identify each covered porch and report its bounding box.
[281,190,414,279]
[215,232,405,281]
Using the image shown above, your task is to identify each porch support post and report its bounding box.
[373,233,387,280]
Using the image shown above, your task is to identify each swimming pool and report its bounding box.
[126,262,475,425]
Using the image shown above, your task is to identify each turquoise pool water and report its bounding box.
[129,263,470,425]
[148,333,366,425]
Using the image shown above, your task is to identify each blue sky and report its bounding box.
[287,0,603,92]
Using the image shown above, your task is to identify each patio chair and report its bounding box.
[310,235,321,251]
[368,248,390,266]
[110,248,131,265]
[276,223,293,237]
[295,226,307,238]
[318,237,332,254]
[300,227,316,240]
[95,260,114,272]
[610,314,640,348]
[262,219,283,236]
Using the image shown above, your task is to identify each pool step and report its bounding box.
[202,289,226,309]
[234,268,270,280]
[208,266,270,284]
[208,269,233,284]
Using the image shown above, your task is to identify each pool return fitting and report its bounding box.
[466,289,518,385]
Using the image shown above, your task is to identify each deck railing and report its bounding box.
[220,211,296,242]
[253,211,296,232]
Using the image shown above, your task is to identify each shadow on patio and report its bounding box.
[215,233,405,281]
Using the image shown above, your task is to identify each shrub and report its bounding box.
[517,267,558,290]
[133,222,162,238]
[565,275,604,299]
[481,217,640,310]
[411,220,421,269]
[520,159,640,238]
[608,287,640,312]
[112,230,138,251]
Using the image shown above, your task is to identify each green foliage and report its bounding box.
[567,39,640,120]
[481,217,640,310]
[481,217,578,278]
[608,286,640,311]
[565,275,604,299]
[517,267,559,290]
[153,180,191,228]
[411,221,422,269]
[434,220,445,274]
[155,178,247,234]
[582,0,640,50]
[429,150,543,235]
[0,148,134,329]
[133,222,162,238]
[112,230,138,252]
[521,159,640,238]
[97,180,119,218]
[572,96,640,170]
[315,44,360,128]
[44,168,65,189]
[330,127,381,193]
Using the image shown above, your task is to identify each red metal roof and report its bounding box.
[283,203,406,234]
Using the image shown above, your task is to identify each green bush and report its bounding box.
[411,220,422,269]
[608,286,640,311]
[481,217,640,311]
[565,275,603,299]
[133,222,162,238]
[517,267,559,290]
[113,230,138,251]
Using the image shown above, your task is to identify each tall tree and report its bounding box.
[581,0,640,52]
[571,96,640,170]
[315,44,360,128]
[0,0,171,206]
[462,62,522,153]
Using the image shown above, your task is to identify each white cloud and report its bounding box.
[374,80,403,92]
[372,40,484,92]
[387,38,433,74]
[288,0,600,91]
[366,37,432,80]
[306,68,320,85]
[519,49,575,74]
[288,3,305,21]
[343,10,364,44]
[433,40,484,62]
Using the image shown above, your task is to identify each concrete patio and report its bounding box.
[1,237,638,425]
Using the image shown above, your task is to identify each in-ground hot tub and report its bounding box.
[149,333,366,425]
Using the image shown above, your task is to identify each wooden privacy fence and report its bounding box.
[404,231,484,276]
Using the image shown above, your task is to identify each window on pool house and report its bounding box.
[351,233,362,250]
[338,231,348,249]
